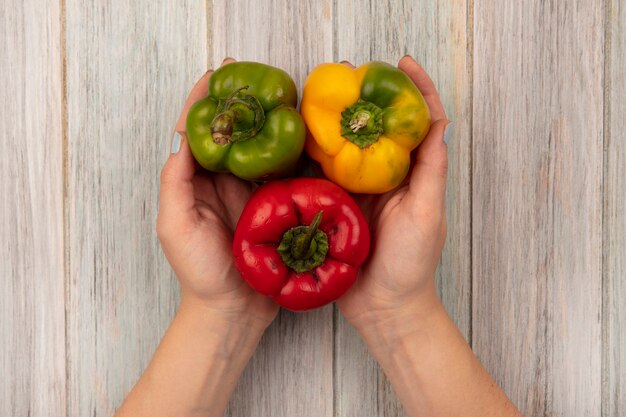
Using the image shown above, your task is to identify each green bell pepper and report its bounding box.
[186,62,306,180]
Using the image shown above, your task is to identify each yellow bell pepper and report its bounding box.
[301,61,431,193]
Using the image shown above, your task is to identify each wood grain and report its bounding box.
[333,1,472,415]
[64,2,208,415]
[0,0,66,416]
[211,1,335,416]
[211,0,333,88]
[603,0,626,415]
[1,1,622,416]
[472,1,604,415]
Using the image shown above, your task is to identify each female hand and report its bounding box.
[333,57,522,417]
[118,59,281,417]
[157,58,279,330]
[336,55,450,337]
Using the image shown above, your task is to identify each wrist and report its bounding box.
[118,296,267,417]
[347,290,445,353]
[177,296,269,352]
[180,291,275,334]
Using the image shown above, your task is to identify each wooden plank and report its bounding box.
[472,1,604,415]
[333,1,472,415]
[64,2,208,415]
[211,0,333,88]
[0,0,66,416]
[211,2,335,416]
[603,0,626,415]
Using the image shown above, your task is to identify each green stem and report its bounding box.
[349,111,371,132]
[211,111,234,145]
[210,85,265,145]
[277,211,329,274]
[292,211,323,260]
[340,99,384,148]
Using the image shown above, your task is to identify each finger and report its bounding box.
[221,56,236,66]
[407,118,450,210]
[398,55,447,121]
[158,132,197,230]
[175,58,239,149]
[189,171,248,214]
[213,174,254,228]
[339,60,356,69]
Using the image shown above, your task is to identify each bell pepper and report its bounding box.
[301,61,431,193]
[232,178,370,311]
[186,61,306,180]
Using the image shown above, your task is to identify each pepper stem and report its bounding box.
[349,112,371,132]
[277,211,329,273]
[211,112,234,145]
[292,211,323,260]
[210,85,265,145]
[340,99,384,148]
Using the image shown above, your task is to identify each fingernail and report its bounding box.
[444,122,454,145]
[401,54,413,60]
[340,60,350,64]
[170,132,182,154]
[222,57,234,64]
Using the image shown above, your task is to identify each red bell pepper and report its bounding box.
[232,178,370,311]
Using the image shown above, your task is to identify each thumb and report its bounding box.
[407,119,450,211]
[158,132,197,232]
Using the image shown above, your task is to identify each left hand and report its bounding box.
[335,56,450,337]
[157,58,279,330]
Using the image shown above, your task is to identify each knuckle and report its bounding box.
[437,159,449,179]
[159,166,172,185]
[156,216,169,242]
[419,159,448,180]
[429,155,448,179]
[159,161,177,186]
[440,220,448,243]
[434,145,449,178]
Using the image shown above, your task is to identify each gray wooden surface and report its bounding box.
[473,1,605,415]
[1,1,624,416]
[0,1,66,416]
[64,2,207,415]
[605,0,626,414]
